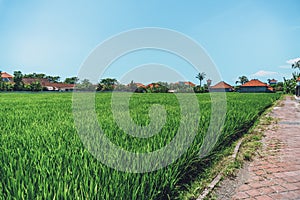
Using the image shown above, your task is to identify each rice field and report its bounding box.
[0,92,280,199]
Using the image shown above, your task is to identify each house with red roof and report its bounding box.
[173,81,196,87]
[126,82,147,93]
[209,81,234,92]
[1,72,13,82]
[43,82,74,91]
[22,78,74,91]
[146,83,160,88]
[239,79,274,93]
[183,81,196,87]
[126,82,146,89]
[135,83,146,88]
[206,79,212,87]
[268,79,277,85]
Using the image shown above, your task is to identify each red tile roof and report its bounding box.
[134,83,146,88]
[210,81,233,89]
[1,72,13,78]
[45,83,75,89]
[267,86,274,92]
[22,78,49,85]
[184,81,196,87]
[297,77,300,82]
[173,81,196,87]
[241,79,268,87]
[147,83,160,88]
[22,78,74,89]
[127,83,146,88]
[241,79,274,92]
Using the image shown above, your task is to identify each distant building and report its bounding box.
[206,79,212,87]
[239,79,273,93]
[168,89,176,93]
[146,83,160,88]
[22,78,74,91]
[209,81,234,92]
[268,79,278,85]
[135,83,146,88]
[1,72,13,82]
[185,81,196,87]
[126,82,147,93]
[127,82,146,88]
[175,81,196,87]
[45,83,75,91]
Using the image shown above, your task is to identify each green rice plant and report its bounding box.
[0,92,281,199]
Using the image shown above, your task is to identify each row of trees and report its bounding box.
[0,71,79,91]
[2,60,300,93]
[75,79,204,93]
[196,72,250,86]
[22,72,79,84]
[85,62,299,93]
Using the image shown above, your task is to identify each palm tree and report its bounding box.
[196,72,206,87]
[292,60,300,70]
[235,76,249,85]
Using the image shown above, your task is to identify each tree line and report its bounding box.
[76,78,203,93]
[1,59,300,93]
[0,71,79,91]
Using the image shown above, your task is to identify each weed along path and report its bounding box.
[215,96,300,200]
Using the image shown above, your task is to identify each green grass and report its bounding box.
[0,92,281,199]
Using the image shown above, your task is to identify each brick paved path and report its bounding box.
[218,97,300,200]
[215,97,300,200]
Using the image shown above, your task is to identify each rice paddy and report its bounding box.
[0,92,280,199]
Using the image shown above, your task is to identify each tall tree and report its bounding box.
[196,72,206,87]
[30,81,42,91]
[76,79,94,91]
[46,76,60,83]
[235,76,249,85]
[127,80,137,91]
[282,60,300,94]
[291,60,300,81]
[64,77,79,84]
[283,77,296,94]
[100,78,117,91]
[24,73,46,79]
[13,71,24,91]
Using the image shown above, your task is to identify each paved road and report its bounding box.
[217,96,300,200]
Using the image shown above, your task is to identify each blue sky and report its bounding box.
[0,0,299,85]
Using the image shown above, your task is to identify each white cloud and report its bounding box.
[278,65,291,69]
[286,58,300,65]
[251,70,279,77]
